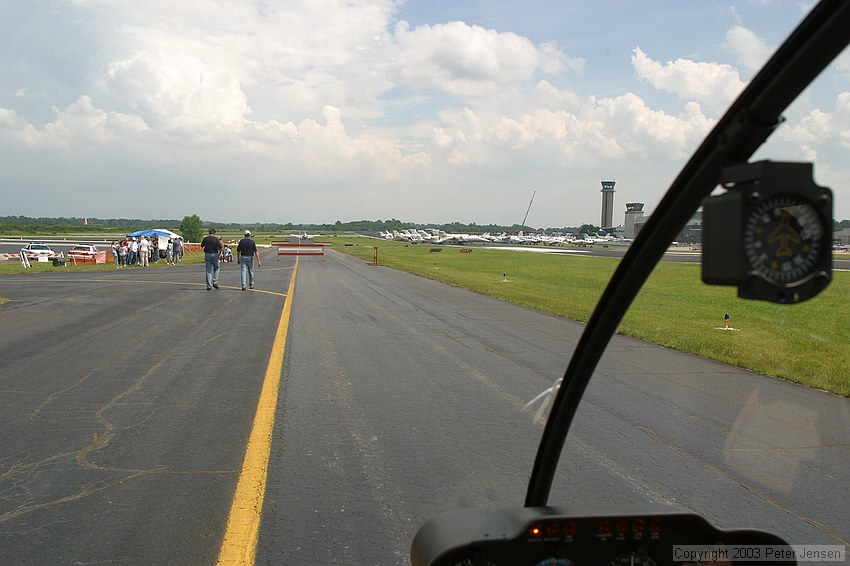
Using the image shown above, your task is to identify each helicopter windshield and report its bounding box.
[0,1,847,566]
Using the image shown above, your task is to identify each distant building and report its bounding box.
[634,208,703,243]
[679,209,703,243]
[600,180,616,231]
[624,202,644,239]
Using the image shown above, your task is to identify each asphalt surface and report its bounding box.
[0,257,291,565]
[0,249,847,565]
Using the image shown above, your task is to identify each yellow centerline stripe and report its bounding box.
[216,257,299,565]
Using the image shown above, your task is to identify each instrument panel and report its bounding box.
[411,506,795,566]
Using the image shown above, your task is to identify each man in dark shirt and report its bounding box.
[201,228,223,290]
[236,230,262,291]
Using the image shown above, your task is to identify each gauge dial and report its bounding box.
[742,195,825,285]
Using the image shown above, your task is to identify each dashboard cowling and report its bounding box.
[411,506,795,566]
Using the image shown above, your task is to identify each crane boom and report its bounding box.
[521,191,536,227]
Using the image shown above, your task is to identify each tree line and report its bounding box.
[2,215,849,244]
[0,215,592,239]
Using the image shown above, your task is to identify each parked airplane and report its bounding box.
[429,230,495,244]
[569,232,613,245]
[379,229,427,243]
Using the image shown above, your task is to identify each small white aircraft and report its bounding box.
[291,232,320,240]
[381,229,425,243]
[570,232,613,245]
[430,230,490,244]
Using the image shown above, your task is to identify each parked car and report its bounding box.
[68,244,98,258]
[20,243,62,260]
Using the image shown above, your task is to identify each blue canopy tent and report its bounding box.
[125,229,182,251]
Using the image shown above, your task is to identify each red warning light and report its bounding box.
[632,520,646,534]
[529,524,543,538]
[564,522,577,536]
[597,521,612,535]
[616,521,629,534]
[650,519,663,533]
[546,523,560,537]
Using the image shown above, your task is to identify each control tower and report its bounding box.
[624,202,645,239]
[600,180,616,231]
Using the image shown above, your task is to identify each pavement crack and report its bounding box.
[76,356,171,471]
[0,470,152,524]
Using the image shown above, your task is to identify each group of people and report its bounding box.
[201,228,261,291]
[109,229,261,291]
[111,237,183,268]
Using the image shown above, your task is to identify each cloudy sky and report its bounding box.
[2,0,849,227]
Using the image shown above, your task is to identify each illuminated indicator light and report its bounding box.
[529,524,543,538]
[598,521,612,534]
[650,519,663,533]
[632,520,646,533]
[564,522,577,536]
[616,521,629,534]
[546,524,560,537]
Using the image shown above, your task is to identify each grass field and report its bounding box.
[323,236,850,397]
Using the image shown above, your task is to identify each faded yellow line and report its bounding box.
[216,257,299,566]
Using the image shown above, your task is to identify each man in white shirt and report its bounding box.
[139,236,150,267]
[129,238,139,265]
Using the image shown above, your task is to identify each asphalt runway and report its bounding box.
[0,249,847,565]
[0,257,294,565]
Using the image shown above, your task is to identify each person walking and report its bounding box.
[236,230,261,291]
[201,228,223,290]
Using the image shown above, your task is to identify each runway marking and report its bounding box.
[216,257,298,566]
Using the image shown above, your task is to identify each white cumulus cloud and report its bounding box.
[388,20,583,98]
[723,25,773,75]
[632,47,746,116]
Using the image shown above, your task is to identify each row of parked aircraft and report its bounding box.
[379,229,626,246]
